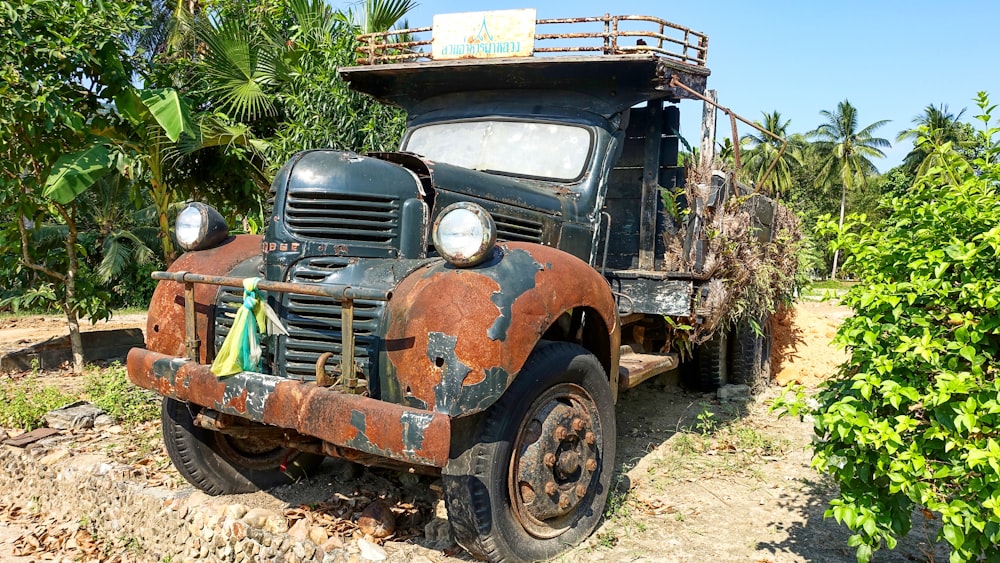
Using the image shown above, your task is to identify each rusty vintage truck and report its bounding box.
[127,12,779,562]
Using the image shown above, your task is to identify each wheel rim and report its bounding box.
[211,432,291,470]
[509,382,603,539]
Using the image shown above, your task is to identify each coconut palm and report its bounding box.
[809,100,890,279]
[897,103,967,176]
[740,111,803,196]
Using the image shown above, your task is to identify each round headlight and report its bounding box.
[432,202,497,267]
[175,203,230,251]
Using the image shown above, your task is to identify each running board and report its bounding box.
[618,350,680,390]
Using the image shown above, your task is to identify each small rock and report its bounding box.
[244,508,274,529]
[38,448,70,466]
[357,500,395,539]
[718,384,751,402]
[309,526,328,546]
[228,520,247,541]
[433,499,447,519]
[187,491,212,508]
[93,414,114,427]
[44,401,103,430]
[287,518,310,542]
[226,504,248,520]
[293,543,307,559]
[264,514,289,534]
[321,535,344,552]
[358,538,387,561]
[423,518,452,548]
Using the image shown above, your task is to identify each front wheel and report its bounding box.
[443,343,616,562]
[162,398,323,495]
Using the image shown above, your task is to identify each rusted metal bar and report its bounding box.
[341,298,355,382]
[183,279,200,361]
[127,349,452,467]
[669,75,788,191]
[151,271,390,302]
[354,15,708,66]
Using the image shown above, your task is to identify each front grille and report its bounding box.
[277,257,385,381]
[284,191,400,246]
[213,287,244,352]
[494,213,543,243]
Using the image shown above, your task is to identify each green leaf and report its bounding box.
[114,88,194,142]
[139,88,194,142]
[942,523,965,548]
[42,145,113,203]
[960,346,976,362]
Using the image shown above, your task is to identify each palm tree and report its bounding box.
[897,103,967,176]
[809,100,890,279]
[740,111,803,196]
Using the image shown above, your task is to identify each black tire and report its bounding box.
[729,317,773,392]
[688,330,728,391]
[443,342,616,562]
[162,398,323,495]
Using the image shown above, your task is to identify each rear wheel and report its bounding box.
[443,343,616,562]
[687,330,728,391]
[162,398,323,495]
[729,317,773,392]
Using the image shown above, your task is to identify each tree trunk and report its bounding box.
[830,183,847,280]
[61,204,86,374]
[151,178,177,266]
[62,302,85,374]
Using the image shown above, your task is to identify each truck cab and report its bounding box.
[128,11,778,562]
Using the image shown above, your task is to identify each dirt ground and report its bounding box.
[0,303,950,562]
[0,313,147,356]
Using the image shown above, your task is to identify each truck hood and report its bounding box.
[371,152,570,218]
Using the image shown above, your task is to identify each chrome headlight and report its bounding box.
[432,202,497,267]
[175,203,229,251]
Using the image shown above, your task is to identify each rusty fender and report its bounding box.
[384,242,620,417]
[127,349,451,467]
[146,235,262,363]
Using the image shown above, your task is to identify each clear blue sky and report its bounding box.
[385,1,1000,171]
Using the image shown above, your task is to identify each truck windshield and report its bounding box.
[404,120,592,181]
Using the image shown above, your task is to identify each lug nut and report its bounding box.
[545,481,557,496]
[555,426,567,440]
[585,431,596,445]
[520,483,536,504]
[571,418,584,432]
[559,494,571,509]
[543,452,556,468]
[585,458,598,472]
[575,484,587,498]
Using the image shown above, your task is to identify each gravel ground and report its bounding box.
[0,303,951,562]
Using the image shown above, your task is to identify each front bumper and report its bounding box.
[127,348,452,468]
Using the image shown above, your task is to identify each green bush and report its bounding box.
[83,363,159,426]
[812,93,1000,562]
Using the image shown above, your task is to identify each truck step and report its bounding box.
[618,351,679,390]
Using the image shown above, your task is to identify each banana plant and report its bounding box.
[44,87,195,265]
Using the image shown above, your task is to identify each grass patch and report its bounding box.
[83,363,159,426]
[0,378,76,430]
[0,363,158,431]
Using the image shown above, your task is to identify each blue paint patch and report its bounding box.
[400,411,433,454]
[486,248,543,341]
[427,332,471,412]
[460,366,510,413]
